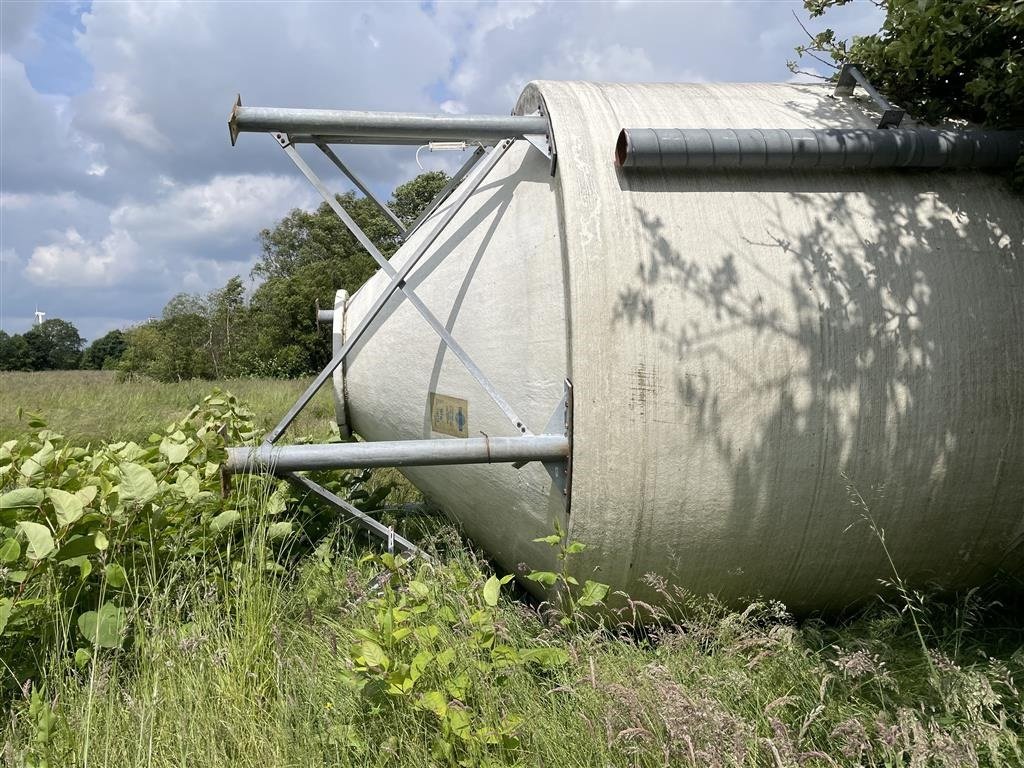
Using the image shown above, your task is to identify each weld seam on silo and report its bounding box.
[615,128,1024,170]
[224,435,570,475]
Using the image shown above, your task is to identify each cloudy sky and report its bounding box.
[0,0,883,341]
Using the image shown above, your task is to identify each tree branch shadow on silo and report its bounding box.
[613,170,1024,616]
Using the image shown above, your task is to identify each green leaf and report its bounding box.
[159,437,189,465]
[265,490,288,515]
[564,541,586,554]
[47,488,84,527]
[525,571,558,587]
[0,598,12,635]
[416,690,448,719]
[94,531,109,551]
[410,650,431,682]
[55,534,100,562]
[17,521,54,560]
[533,534,562,546]
[0,537,20,563]
[62,555,92,580]
[74,648,91,669]
[267,521,293,540]
[77,603,127,649]
[118,462,157,504]
[577,580,610,607]
[20,442,55,480]
[75,486,98,507]
[447,708,472,739]
[520,647,569,667]
[178,472,201,501]
[408,580,430,599]
[358,640,388,670]
[483,575,501,607]
[104,563,127,589]
[210,509,241,533]
[0,487,43,510]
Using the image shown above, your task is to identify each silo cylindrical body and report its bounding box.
[334,81,1024,613]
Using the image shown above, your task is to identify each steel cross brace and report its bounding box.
[834,63,905,129]
[286,471,428,559]
[263,135,534,445]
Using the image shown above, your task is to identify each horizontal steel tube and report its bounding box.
[225,435,569,474]
[230,102,548,145]
[316,309,334,323]
[616,128,1024,170]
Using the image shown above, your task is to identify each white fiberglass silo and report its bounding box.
[231,81,1024,613]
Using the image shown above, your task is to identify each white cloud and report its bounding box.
[86,72,171,151]
[440,100,468,115]
[22,174,313,291]
[26,227,141,287]
[109,173,313,248]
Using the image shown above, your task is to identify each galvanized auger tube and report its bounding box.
[615,127,1024,170]
[228,99,549,145]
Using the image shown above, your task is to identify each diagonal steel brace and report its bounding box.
[264,136,533,445]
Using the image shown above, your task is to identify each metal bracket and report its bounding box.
[834,63,905,129]
[522,108,557,176]
[540,379,573,499]
[524,134,552,161]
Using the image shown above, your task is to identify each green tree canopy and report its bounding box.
[82,329,128,370]
[795,0,1023,128]
[21,319,84,370]
[0,331,33,371]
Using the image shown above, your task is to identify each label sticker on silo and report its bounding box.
[429,392,469,438]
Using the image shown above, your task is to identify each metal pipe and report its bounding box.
[317,309,334,324]
[615,128,1024,170]
[225,435,570,474]
[229,99,548,145]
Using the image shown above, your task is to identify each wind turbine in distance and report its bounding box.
[33,306,46,326]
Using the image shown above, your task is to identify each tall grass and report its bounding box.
[2,373,1022,766]
[6,513,1023,766]
[0,371,336,445]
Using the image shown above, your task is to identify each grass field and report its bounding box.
[2,372,1022,767]
[0,370,337,446]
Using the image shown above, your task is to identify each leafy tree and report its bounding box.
[390,171,449,225]
[22,319,84,370]
[794,1,1023,182]
[207,276,247,378]
[82,329,128,370]
[119,171,451,381]
[248,172,450,375]
[120,314,212,382]
[0,331,33,371]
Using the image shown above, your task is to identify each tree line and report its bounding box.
[0,172,448,380]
